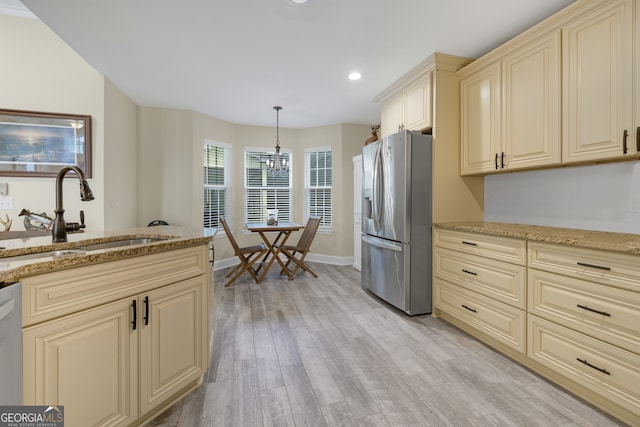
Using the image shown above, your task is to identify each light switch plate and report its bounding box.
[0,196,14,210]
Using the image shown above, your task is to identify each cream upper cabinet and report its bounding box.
[460,31,561,175]
[380,71,433,138]
[380,93,403,138]
[562,0,634,163]
[460,0,638,175]
[502,31,561,170]
[460,61,501,175]
[403,72,433,131]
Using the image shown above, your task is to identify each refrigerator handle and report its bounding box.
[372,142,383,229]
[362,235,403,252]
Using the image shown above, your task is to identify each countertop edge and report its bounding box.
[433,222,640,256]
[0,226,214,287]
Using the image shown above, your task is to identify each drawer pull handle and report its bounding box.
[144,295,150,325]
[461,304,477,313]
[577,262,611,271]
[131,299,137,330]
[577,358,610,375]
[461,241,477,246]
[577,304,611,317]
[462,269,477,276]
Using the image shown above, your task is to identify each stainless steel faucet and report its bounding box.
[51,166,95,243]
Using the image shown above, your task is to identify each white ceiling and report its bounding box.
[7,0,575,129]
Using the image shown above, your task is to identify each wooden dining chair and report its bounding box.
[220,218,268,287]
[278,215,322,280]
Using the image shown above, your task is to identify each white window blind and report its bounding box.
[245,148,292,223]
[204,141,231,232]
[304,147,332,229]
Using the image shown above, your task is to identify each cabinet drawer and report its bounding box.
[529,242,640,292]
[529,269,640,354]
[434,247,526,309]
[22,245,208,327]
[434,277,526,353]
[528,315,640,418]
[434,228,526,265]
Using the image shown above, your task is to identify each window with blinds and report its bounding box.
[304,147,332,229]
[204,141,230,232]
[245,149,292,223]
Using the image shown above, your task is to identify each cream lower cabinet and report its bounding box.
[433,228,527,353]
[23,298,137,427]
[22,245,210,427]
[139,276,206,416]
[528,241,640,424]
[434,227,640,425]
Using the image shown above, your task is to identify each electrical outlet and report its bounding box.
[0,196,14,210]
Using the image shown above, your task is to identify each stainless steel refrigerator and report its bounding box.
[361,130,432,315]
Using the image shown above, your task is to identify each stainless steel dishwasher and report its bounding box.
[0,282,22,404]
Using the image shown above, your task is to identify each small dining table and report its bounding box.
[245,221,304,283]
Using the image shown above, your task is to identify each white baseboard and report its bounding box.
[213,254,354,271]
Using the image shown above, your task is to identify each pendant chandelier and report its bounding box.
[266,106,289,176]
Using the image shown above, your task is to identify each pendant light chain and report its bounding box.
[267,106,288,176]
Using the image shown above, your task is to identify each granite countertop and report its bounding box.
[0,226,215,286]
[433,222,640,256]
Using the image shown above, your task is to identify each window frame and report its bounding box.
[304,146,332,231]
[203,140,231,235]
[244,146,293,225]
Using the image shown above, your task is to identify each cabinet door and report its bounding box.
[380,94,403,138]
[139,276,208,416]
[404,71,433,132]
[460,61,501,175]
[23,298,137,427]
[503,31,561,170]
[562,0,633,163]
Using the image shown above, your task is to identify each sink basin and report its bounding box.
[77,237,167,251]
[0,249,86,262]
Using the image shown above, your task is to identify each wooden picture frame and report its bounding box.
[0,109,92,177]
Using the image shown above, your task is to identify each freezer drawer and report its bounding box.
[361,235,430,315]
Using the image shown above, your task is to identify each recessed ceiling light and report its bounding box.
[348,72,362,81]
[288,0,310,6]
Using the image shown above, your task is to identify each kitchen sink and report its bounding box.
[76,237,167,251]
[0,249,86,262]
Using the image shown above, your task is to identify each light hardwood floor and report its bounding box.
[150,264,626,426]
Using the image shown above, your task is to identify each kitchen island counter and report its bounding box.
[433,222,640,256]
[0,226,213,286]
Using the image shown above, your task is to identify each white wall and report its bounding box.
[103,79,138,230]
[0,15,143,233]
[485,162,640,234]
[136,107,370,262]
